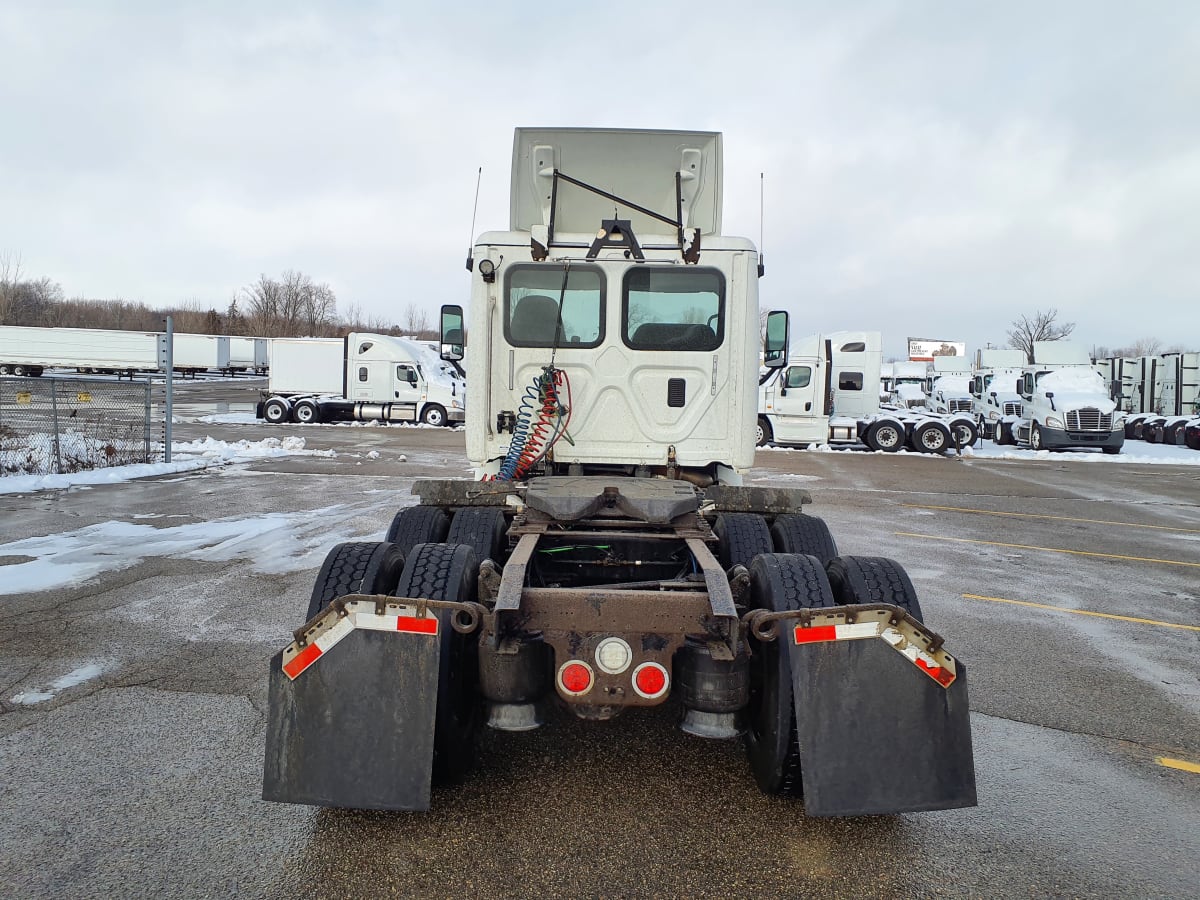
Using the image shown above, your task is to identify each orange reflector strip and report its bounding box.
[395,615,438,635]
[792,624,838,644]
[916,656,955,686]
[283,642,322,679]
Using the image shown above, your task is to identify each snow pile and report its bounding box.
[0,435,337,495]
[1038,368,1105,394]
[1,429,151,476]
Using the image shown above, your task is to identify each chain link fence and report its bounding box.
[0,376,162,476]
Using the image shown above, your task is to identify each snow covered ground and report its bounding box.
[0,435,340,495]
[764,439,1200,465]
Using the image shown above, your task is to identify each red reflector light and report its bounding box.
[632,662,668,699]
[558,661,594,696]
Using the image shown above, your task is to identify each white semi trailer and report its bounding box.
[0,325,159,377]
[258,333,465,426]
[757,332,978,452]
[262,127,977,818]
[227,337,270,374]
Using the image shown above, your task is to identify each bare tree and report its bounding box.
[402,302,430,336]
[0,251,22,325]
[1006,309,1076,364]
[243,275,283,336]
[303,282,337,336]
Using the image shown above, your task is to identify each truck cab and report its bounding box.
[757,331,881,446]
[888,361,930,409]
[1012,342,1124,453]
[454,128,758,484]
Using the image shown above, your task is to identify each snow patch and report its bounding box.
[11,663,107,705]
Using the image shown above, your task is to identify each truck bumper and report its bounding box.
[448,409,466,423]
[1040,426,1124,451]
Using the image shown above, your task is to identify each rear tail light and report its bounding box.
[632,662,669,699]
[557,661,594,696]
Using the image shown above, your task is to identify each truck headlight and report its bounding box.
[1112,417,1124,431]
[451,400,462,409]
[1045,416,1063,429]
[987,411,999,421]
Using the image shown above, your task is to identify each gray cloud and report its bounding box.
[1,1,1196,358]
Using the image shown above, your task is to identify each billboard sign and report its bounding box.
[908,338,966,362]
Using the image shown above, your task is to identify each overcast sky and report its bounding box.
[2,1,1196,359]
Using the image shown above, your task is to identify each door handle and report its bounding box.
[805,402,811,411]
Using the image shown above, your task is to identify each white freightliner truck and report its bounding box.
[263,128,976,817]
[257,333,465,426]
[969,348,1026,443]
[758,332,978,452]
[926,356,973,416]
[888,360,930,408]
[1013,342,1124,453]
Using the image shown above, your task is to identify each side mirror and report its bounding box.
[407,369,418,386]
[440,304,465,361]
[1045,391,1054,400]
[763,310,788,368]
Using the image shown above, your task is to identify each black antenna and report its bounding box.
[757,172,765,277]
[465,166,482,271]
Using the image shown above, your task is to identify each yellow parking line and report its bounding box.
[961,593,1200,632]
[903,504,1200,535]
[895,532,1200,569]
[1156,757,1200,774]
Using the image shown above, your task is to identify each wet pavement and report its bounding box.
[1,381,1198,898]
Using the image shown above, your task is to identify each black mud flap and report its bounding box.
[790,637,976,816]
[263,626,441,811]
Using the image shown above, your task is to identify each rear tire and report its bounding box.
[949,420,978,448]
[306,541,406,622]
[446,506,509,565]
[865,419,904,452]
[912,421,951,454]
[394,542,480,784]
[292,398,321,424]
[744,553,836,796]
[770,514,838,564]
[825,555,924,622]
[385,505,451,557]
[713,513,773,570]
[263,397,289,424]
[756,417,773,447]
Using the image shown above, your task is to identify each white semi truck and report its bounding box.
[888,360,930,408]
[258,333,465,426]
[1012,342,1124,453]
[263,127,977,817]
[969,348,1026,442]
[758,332,978,453]
[926,356,973,416]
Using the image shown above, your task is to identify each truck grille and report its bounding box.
[949,399,972,412]
[1066,408,1112,432]
[1003,402,1021,416]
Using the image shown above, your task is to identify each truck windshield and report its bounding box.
[622,268,723,352]
[505,265,604,348]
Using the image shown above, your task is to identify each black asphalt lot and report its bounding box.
[1,384,1197,898]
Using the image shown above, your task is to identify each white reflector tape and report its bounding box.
[790,606,958,688]
[282,614,355,681]
[281,600,440,680]
[355,607,439,636]
[792,621,882,644]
